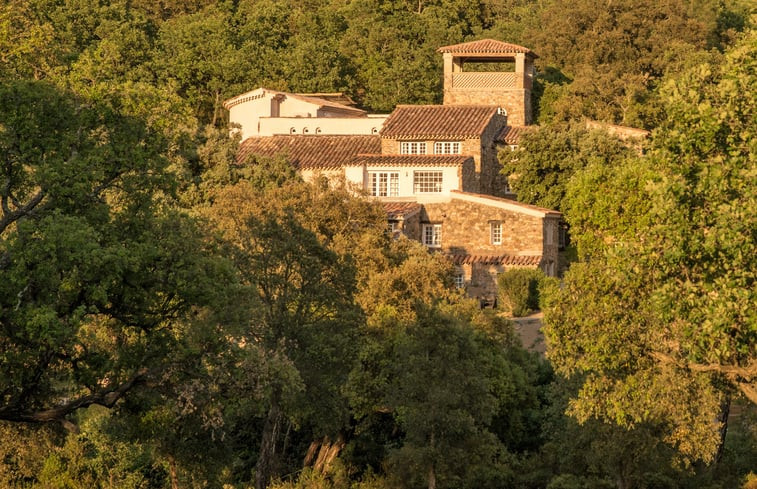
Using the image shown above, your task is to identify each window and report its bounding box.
[413,171,443,193]
[368,172,399,197]
[490,221,502,245]
[434,141,461,154]
[546,222,554,245]
[400,141,427,154]
[422,224,442,248]
[454,272,465,289]
[388,220,402,237]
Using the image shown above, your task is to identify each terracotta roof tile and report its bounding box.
[437,39,537,58]
[238,135,380,170]
[381,105,499,139]
[445,254,542,266]
[347,154,472,167]
[496,125,535,145]
[383,202,422,219]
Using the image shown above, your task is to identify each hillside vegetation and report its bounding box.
[0,1,755,489]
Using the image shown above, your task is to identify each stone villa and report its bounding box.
[224,39,562,301]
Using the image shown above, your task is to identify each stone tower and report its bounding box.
[438,39,537,126]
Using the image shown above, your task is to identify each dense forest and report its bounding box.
[0,1,755,488]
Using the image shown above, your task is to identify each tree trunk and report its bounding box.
[304,433,346,473]
[427,430,436,489]
[256,398,284,489]
[168,455,180,489]
[428,463,436,489]
[715,396,730,464]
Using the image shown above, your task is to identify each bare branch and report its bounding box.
[650,351,757,379]
[738,382,757,405]
[0,367,149,424]
[0,189,45,235]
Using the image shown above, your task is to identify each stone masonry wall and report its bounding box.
[478,115,508,195]
[401,201,560,299]
[420,198,544,256]
[541,216,560,276]
[443,89,532,126]
[459,159,477,193]
[459,263,536,301]
[400,212,422,241]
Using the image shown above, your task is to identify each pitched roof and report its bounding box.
[297,92,358,107]
[284,91,366,116]
[223,87,366,116]
[347,154,472,167]
[238,135,380,170]
[380,105,499,139]
[496,125,534,145]
[383,202,422,219]
[445,254,542,266]
[451,190,562,218]
[437,39,537,58]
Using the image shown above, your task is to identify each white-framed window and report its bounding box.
[433,141,461,154]
[368,171,399,197]
[422,223,442,248]
[454,268,465,289]
[413,171,443,193]
[490,221,502,245]
[400,141,427,155]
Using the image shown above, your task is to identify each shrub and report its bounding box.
[497,268,544,317]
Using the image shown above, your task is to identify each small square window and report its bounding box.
[454,269,465,288]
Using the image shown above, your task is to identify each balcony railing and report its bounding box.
[451,72,520,89]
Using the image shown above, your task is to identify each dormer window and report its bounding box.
[400,141,427,155]
[434,141,461,154]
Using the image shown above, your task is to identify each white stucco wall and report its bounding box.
[259,115,388,136]
[227,89,387,138]
[345,164,462,198]
[228,95,276,140]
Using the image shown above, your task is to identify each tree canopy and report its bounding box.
[0,1,755,488]
[0,81,230,427]
[544,30,757,462]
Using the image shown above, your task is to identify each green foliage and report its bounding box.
[525,0,751,125]
[0,81,231,428]
[497,268,544,317]
[544,30,757,463]
[2,2,755,488]
[499,122,635,212]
